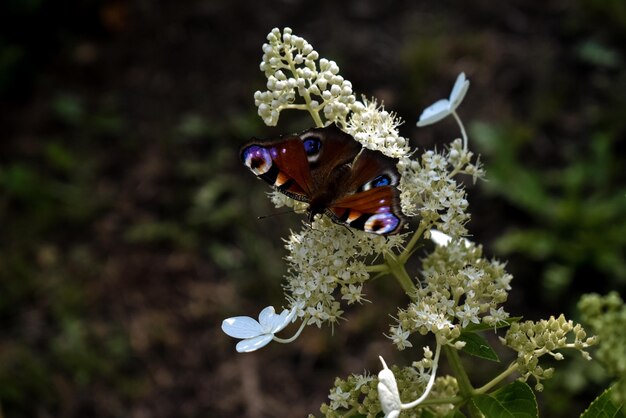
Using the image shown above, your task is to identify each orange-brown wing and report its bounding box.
[326,147,405,235]
[240,137,313,202]
[297,125,362,188]
[327,186,405,235]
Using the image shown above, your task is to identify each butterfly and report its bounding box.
[240,125,405,235]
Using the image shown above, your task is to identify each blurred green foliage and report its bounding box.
[1,0,625,416]
[472,122,626,298]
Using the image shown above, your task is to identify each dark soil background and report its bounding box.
[2,1,625,417]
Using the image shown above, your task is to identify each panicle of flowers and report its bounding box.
[397,138,483,236]
[391,236,513,347]
[501,314,597,391]
[255,27,356,126]
[345,97,410,158]
[284,217,405,327]
[317,348,450,418]
[579,292,626,403]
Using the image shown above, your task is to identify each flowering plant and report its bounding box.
[221,27,621,417]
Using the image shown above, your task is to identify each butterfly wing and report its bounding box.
[240,137,313,202]
[327,148,405,235]
[241,125,362,202]
[241,125,406,235]
[298,125,362,184]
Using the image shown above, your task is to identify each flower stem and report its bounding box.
[475,362,519,394]
[384,251,417,295]
[443,345,482,418]
[365,263,390,273]
[401,340,442,409]
[398,221,430,264]
[273,316,308,343]
[452,111,468,152]
[283,46,324,127]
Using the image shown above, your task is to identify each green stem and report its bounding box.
[475,362,519,394]
[365,263,389,273]
[444,345,482,418]
[398,220,430,264]
[384,251,417,295]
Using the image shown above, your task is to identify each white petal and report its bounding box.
[269,307,298,334]
[221,316,263,339]
[416,99,451,127]
[377,357,402,414]
[429,229,452,247]
[385,411,400,418]
[449,72,469,109]
[236,334,273,353]
[429,229,472,248]
[258,306,277,331]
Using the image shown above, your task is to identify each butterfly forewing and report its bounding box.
[240,137,313,202]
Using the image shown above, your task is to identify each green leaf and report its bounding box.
[473,381,538,418]
[473,394,514,418]
[457,332,500,362]
[463,316,523,332]
[580,386,624,418]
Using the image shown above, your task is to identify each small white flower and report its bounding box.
[377,357,401,418]
[221,306,296,352]
[388,325,413,350]
[328,386,351,410]
[417,73,470,127]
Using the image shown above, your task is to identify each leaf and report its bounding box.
[473,394,515,418]
[473,381,538,418]
[580,386,624,418]
[464,316,523,332]
[457,332,500,362]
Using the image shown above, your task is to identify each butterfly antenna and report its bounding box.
[257,208,297,220]
[339,223,355,237]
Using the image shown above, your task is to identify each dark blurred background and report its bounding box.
[1,1,625,417]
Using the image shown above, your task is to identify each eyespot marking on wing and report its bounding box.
[242,145,273,175]
[301,135,322,163]
[364,213,401,234]
[360,171,399,192]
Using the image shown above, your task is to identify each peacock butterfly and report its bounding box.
[240,125,406,235]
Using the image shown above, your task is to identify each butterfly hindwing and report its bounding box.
[327,186,404,235]
[328,148,405,234]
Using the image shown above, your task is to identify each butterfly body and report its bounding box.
[240,125,405,235]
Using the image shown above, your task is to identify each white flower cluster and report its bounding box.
[346,98,410,158]
[255,27,356,126]
[391,236,512,348]
[284,217,404,327]
[398,139,483,236]
[502,314,597,391]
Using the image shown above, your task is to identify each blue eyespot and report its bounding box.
[361,174,394,191]
[303,137,321,157]
[242,145,273,175]
[364,213,400,234]
[372,175,391,187]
